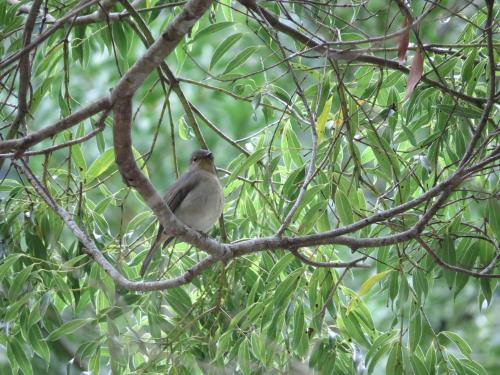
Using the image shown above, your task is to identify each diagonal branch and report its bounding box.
[15,158,218,291]
[0,97,110,153]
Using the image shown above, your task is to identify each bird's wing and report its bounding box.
[164,169,202,213]
[140,170,201,276]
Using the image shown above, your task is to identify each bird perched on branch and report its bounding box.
[140,149,224,276]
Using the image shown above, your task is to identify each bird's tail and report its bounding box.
[140,228,173,276]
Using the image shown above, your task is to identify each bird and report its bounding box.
[140,149,224,276]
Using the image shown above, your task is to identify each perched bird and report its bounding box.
[140,149,224,276]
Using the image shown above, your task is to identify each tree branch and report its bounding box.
[236,0,487,108]
[15,158,219,291]
[0,97,110,153]
[0,0,102,70]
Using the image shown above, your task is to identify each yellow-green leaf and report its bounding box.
[360,270,392,296]
[316,96,333,142]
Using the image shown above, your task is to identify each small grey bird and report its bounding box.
[140,149,224,276]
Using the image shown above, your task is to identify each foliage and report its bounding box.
[0,0,498,374]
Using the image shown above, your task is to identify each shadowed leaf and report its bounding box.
[398,17,410,64]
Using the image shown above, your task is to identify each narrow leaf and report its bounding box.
[238,340,251,375]
[360,270,391,296]
[210,33,243,69]
[405,48,423,99]
[8,338,33,375]
[86,148,115,183]
[223,46,257,74]
[46,319,92,341]
[227,148,265,185]
[193,22,234,42]
[398,17,410,64]
[438,331,472,357]
[316,96,333,143]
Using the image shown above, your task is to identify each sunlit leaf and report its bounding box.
[360,270,391,296]
[316,96,332,143]
[86,148,115,183]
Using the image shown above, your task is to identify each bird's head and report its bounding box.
[189,149,216,173]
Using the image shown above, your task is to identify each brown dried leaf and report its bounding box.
[398,17,410,64]
[405,47,423,99]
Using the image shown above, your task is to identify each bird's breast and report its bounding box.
[174,173,223,232]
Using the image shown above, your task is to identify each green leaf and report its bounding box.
[461,359,488,375]
[178,116,192,140]
[367,342,392,373]
[316,96,333,142]
[8,337,33,375]
[228,303,257,331]
[488,199,500,241]
[0,254,22,281]
[193,22,235,42]
[427,57,459,80]
[438,331,472,357]
[29,324,50,364]
[266,252,295,283]
[227,148,265,185]
[51,272,73,305]
[71,144,87,172]
[409,305,422,351]
[210,33,243,69]
[410,354,430,375]
[340,308,371,347]
[223,46,257,74]
[86,148,115,183]
[437,104,484,119]
[238,340,251,375]
[335,189,354,225]
[366,330,398,365]
[27,300,42,328]
[273,268,303,309]
[448,354,466,375]
[461,49,477,82]
[8,264,35,300]
[359,270,391,295]
[467,60,486,95]
[292,304,305,347]
[386,342,403,375]
[166,286,192,316]
[89,348,100,374]
[46,319,93,341]
[112,22,128,57]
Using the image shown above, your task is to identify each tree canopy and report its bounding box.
[0,0,499,374]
